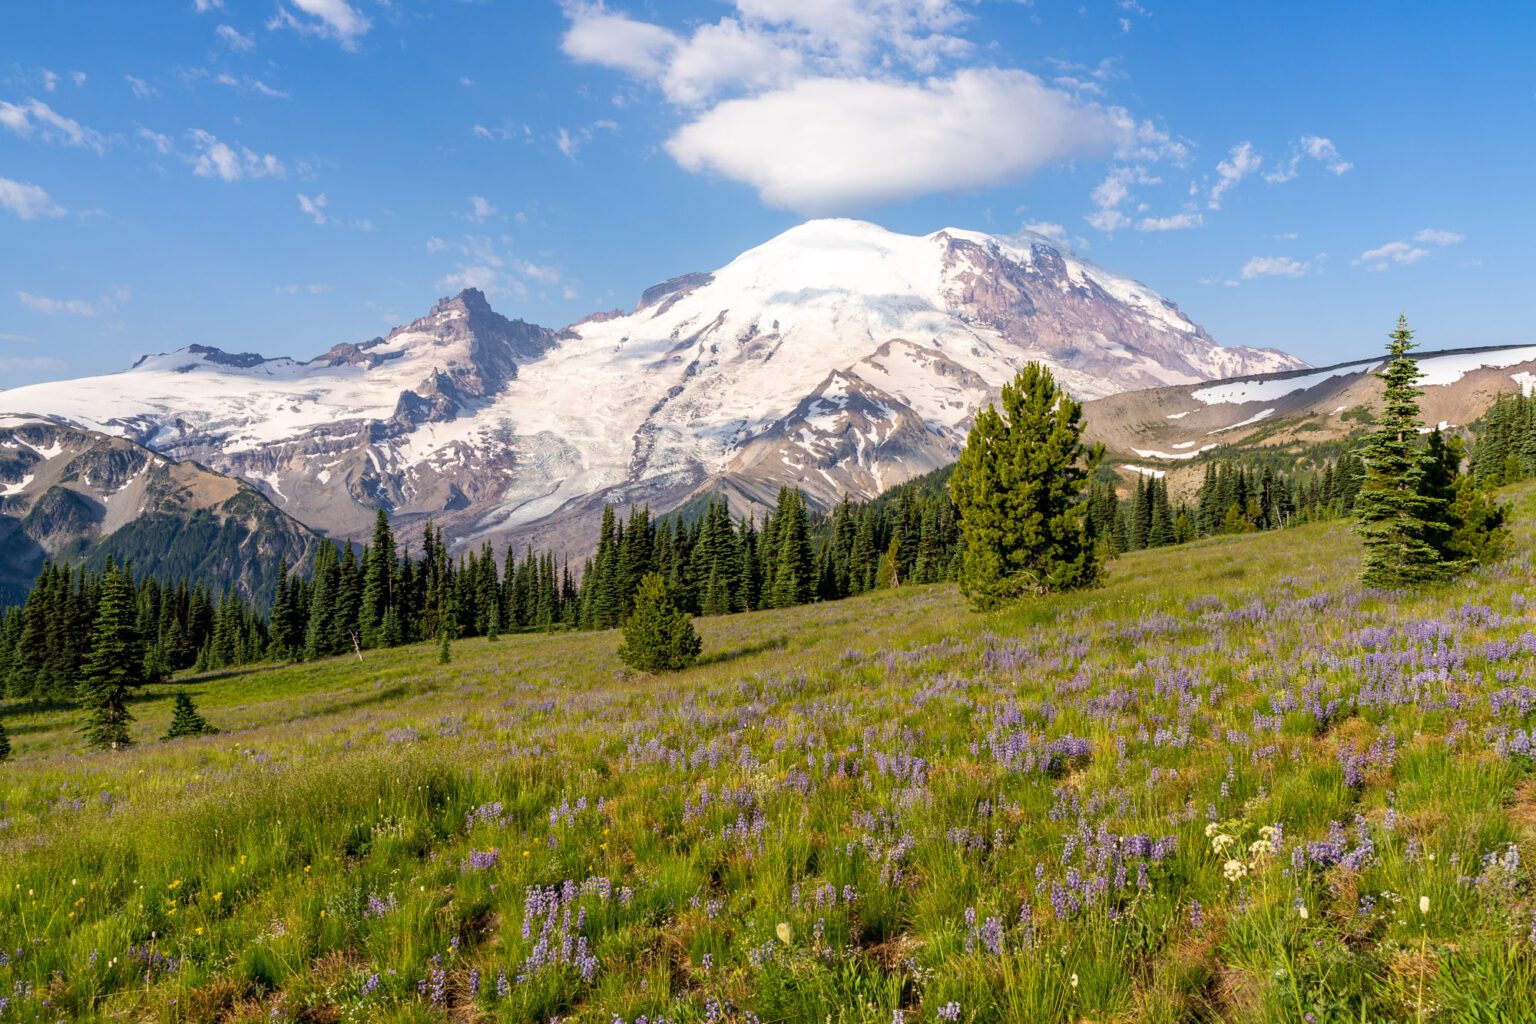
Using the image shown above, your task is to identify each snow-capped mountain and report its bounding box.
[0,218,1303,553]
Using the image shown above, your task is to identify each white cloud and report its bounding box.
[297,192,328,224]
[41,70,59,93]
[70,71,87,88]
[438,265,503,295]
[1137,211,1202,231]
[186,129,285,181]
[275,282,330,294]
[562,8,680,77]
[1208,141,1259,209]
[468,195,498,222]
[1086,208,1130,233]
[668,70,1129,212]
[138,127,173,154]
[426,237,446,253]
[1242,256,1310,279]
[268,0,371,49]
[553,120,619,160]
[1301,135,1352,175]
[193,0,225,11]
[661,19,803,105]
[561,2,1126,210]
[1022,221,1067,242]
[217,24,255,50]
[1266,134,1353,183]
[17,290,120,317]
[0,98,105,152]
[0,177,66,220]
[1356,228,1460,271]
[125,75,158,99]
[514,260,562,285]
[215,73,289,99]
[1415,228,1464,246]
[1357,241,1428,270]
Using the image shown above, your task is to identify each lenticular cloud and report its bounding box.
[665,69,1132,213]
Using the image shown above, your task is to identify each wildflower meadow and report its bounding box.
[3,488,1536,1022]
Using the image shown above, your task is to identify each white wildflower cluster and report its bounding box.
[1207,821,1278,885]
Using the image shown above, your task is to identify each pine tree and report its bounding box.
[617,573,702,673]
[1355,316,1453,588]
[163,691,216,739]
[949,362,1103,609]
[79,560,145,751]
[437,626,451,665]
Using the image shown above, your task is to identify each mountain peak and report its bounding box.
[430,288,494,317]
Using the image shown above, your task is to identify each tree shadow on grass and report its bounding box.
[695,635,789,667]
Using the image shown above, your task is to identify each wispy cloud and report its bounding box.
[1207,141,1259,209]
[0,97,106,152]
[0,177,66,220]
[17,286,130,318]
[1264,134,1353,183]
[214,73,289,99]
[216,24,255,50]
[297,192,328,224]
[268,0,371,49]
[1356,228,1462,271]
[1242,255,1311,279]
[186,129,285,181]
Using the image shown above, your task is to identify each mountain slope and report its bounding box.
[0,219,1302,555]
[0,418,321,605]
[1084,344,1536,491]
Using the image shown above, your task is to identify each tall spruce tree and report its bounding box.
[79,560,145,751]
[1355,316,1454,588]
[949,362,1102,609]
[358,510,396,648]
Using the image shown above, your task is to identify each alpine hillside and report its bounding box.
[0,219,1302,554]
[1087,343,1536,493]
[0,418,321,604]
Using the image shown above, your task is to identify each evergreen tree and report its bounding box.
[437,626,451,665]
[79,560,144,751]
[1355,316,1454,588]
[0,718,10,762]
[358,510,396,648]
[949,362,1103,609]
[163,691,216,739]
[617,573,702,673]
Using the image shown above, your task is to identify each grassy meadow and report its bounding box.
[5,488,1536,1022]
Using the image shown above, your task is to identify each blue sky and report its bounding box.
[1,1,1530,387]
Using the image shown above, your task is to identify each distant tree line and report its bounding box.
[1470,390,1536,486]
[1086,453,1366,554]
[0,484,964,702]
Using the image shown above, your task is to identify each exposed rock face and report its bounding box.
[0,418,320,604]
[0,219,1305,559]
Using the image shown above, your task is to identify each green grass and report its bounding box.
[4,488,1536,1022]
